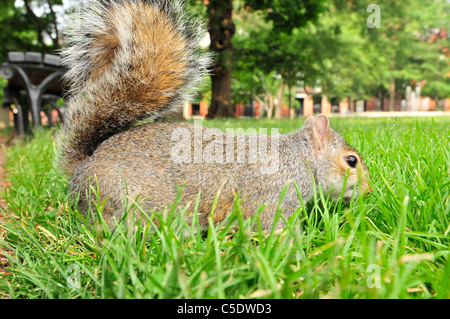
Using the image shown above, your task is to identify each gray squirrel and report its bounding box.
[57,0,371,231]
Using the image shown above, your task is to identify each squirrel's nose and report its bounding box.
[363,182,373,194]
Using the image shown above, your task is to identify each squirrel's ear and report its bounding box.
[303,116,315,126]
[312,114,331,153]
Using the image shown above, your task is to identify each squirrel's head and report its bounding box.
[302,115,371,201]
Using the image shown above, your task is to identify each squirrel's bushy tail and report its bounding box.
[57,0,211,175]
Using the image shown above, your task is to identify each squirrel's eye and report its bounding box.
[346,155,358,168]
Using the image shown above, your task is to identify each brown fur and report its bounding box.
[59,1,371,232]
[58,0,207,176]
[70,120,370,231]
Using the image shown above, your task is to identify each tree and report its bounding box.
[288,0,450,113]
[205,0,325,118]
[0,0,64,63]
[206,0,236,118]
[0,1,40,62]
[23,0,63,52]
[232,0,329,118]
[344,0,450,111]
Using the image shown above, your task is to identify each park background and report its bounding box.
[0,0,449,122]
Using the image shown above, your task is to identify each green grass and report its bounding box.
[0,116,449,299]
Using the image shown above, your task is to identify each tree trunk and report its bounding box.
[435,91,442,111]
[266,95,274,119]
[274,80,285,119]
[377,90,383,111]
[348,96,354,113]
[287,83,292,118]
[389,78,396,112]
[206,0,236,118]
[24,0,60,51]
[46,0,61,50]
[257,74,275,118]
[256,94,274,119]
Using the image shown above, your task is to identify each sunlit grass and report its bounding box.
[0,115,449,298]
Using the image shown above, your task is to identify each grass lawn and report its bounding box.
[0,115,449,299]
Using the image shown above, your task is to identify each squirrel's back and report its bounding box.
[58,0,371,232]
[57,0,211,175]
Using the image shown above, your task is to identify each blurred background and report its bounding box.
[0,0,449,124]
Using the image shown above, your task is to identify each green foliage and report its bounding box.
[4,0,447,115]
[0,78,7,101]
[233,0,450,110]
[321,0,450,101]
[0,1,40,62]
[1,117,449,299]
[0,0,65,63]
[244,0,326,33]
